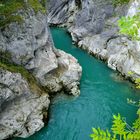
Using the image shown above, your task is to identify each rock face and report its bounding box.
[0,5,82,140]
[0,9,82,95]
[0,68,50,139]
[48,0,140,80]
[42,49,82,96]
[48,0,80,26]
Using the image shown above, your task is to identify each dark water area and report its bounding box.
[14,28,140,140]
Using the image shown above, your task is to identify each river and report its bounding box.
[14,27,140,140]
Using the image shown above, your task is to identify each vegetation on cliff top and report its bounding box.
[0,0,46,29]
[112,0,130,6]
[118,12,140,40]
[115,0,140,41]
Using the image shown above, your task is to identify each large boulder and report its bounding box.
[0,68,50,139]
[41,49,82,96]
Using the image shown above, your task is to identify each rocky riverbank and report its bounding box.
[0,0,140,139]
[0,4,82,140]
[48,0,140,80]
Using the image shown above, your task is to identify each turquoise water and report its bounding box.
[15,28,140,140]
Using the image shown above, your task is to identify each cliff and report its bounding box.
[0,1,82,139]
[48,0,140,81]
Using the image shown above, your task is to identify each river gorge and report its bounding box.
[13,27,140,140]
[1,0,140,139]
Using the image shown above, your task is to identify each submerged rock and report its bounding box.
[48,0,140,80]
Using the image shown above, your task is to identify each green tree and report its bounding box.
[118,12,140,40]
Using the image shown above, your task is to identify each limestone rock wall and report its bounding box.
[48,0,140,80]
[0,4,82,139]
[0,68,50,139]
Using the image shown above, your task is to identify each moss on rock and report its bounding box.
[112,0,130,6]
[0,50,47,95]
[0,0,46,29]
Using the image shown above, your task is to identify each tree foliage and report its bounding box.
[118,12,140,40]
[90,101,140,140]
[111,114,127,139]
[90,128,112,140]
